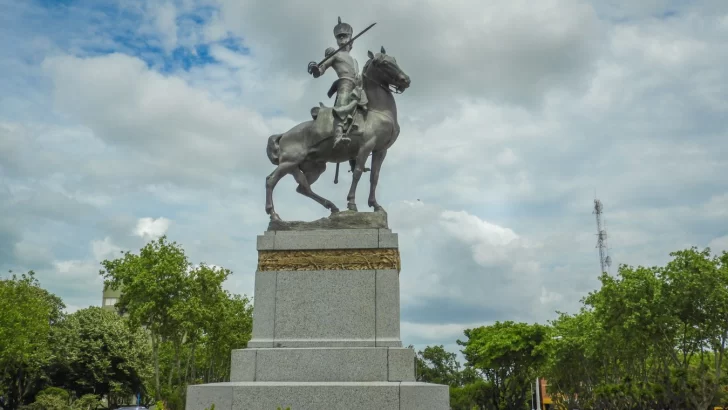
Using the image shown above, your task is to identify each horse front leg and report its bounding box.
[368,150,387,211]
[346,148,373,211]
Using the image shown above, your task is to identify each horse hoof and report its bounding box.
[347,203,358,212]
[330,207,340,214]
[270,212,282,222]
[373,205,384,212]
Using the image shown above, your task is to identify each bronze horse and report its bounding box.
[265,47,411,221]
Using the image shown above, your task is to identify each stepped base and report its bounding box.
[230,347,415,382]
[185,226,452,408]
[185,381,449,410]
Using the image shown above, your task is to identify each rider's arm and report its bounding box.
[318,48,337,74]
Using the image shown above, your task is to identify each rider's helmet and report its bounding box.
[333,17,353,38]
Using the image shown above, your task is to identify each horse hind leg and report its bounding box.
[265,161,298,221]
[295,162,340,214]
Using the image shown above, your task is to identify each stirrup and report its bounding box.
[333,133,350,147]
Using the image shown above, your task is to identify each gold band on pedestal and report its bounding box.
[257,248,401,272]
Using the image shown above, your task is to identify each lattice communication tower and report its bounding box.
[593,198,612,274]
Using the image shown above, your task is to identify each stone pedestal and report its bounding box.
[186,212,450,410]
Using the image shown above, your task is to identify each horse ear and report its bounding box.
[380,46,386,54]
[368,50,374,59]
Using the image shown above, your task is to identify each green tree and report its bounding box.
[543,247,728,410]
[49,307,152,407]
[153,264,253,409]
[412,344,492,409]
[18,388,99,410]
[99,237,254,409]
[70,394,101,410]
[544,309,602,410]
[196,292,253,383]
[584,263,675,409]
[0,272,64,410]
[451,378,497,410]
[99,236,190,401]
[658,247,728,409]
[19,394,68,410]
[458,321,550,410]
[19,387,70,410]
[415,345,463,387]
[177,264,234,383]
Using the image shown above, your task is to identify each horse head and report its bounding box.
[364,46,411,94]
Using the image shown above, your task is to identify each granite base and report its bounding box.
[185,381,449,410]
[230,347,415,382]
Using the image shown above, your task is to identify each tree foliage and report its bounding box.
[99,236,253,408]
[415,345,464,387]
[0,237,252,410]
[544,246,728,410]
[99,236,190,401]
[458,321,550,410]
[18,387,101,410]
[0,271,64,410]
[409,247,728,410]
[413,344,493,409]
[48,307,151,406]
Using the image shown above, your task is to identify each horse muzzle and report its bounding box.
[391,74,411,93]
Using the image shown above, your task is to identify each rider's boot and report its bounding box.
[333,123,350,147]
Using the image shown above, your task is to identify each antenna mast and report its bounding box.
[593,198,612,274]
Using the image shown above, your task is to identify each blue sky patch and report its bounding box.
[33,0,76,8]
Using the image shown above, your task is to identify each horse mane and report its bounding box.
[362,56,373,76]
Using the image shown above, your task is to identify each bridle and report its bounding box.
[363,59,405,94]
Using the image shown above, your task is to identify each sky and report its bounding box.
[2,0,728,360]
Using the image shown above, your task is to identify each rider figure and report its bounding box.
[308,17,360,147]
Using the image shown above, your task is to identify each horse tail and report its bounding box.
[266,134,282,165]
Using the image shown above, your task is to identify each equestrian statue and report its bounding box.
[265,17,411,222]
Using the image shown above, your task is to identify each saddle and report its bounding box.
[306,102,366,149]
[307,103,335,146]
[305,82,368,147]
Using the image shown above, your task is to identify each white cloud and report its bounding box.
[41,52,275,186]
[215,0,602,105]
[201,12,228,43]
[153,2,179,52]
[705,194,728,218]
[92,237,123,262]
[63,304,85,314]
[708,235,728,253]
[495,148,519,166]
[539,286,564,305]
[134,217,171,240]
[440,210,519,247]
[439,210,533,267]
[390,201,556,323]
[2,0,728,354]
[402,321,484,343]
[13,239,54,266]
[48,259,106,307]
